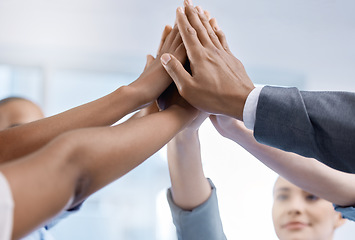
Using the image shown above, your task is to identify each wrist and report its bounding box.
[233,85,255,121]
[167,105,199,127]
[129,61,172,106]
[175,128,198,140]
[110,85,146,115]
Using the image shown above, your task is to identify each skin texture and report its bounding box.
[0,27,195,239]
[2,103,197,239]
[272,177,345,240]
[160,1,255,120]
[210,114,355,207]
[0,24,184,164]
[165,111,346,240]
[169,2,355,207]
[165,87,211,210]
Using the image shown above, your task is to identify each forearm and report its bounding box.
[0,86,142,163]
[230,127,355,206]
[129,60,172,106]
[69,104,198,203]
[2,104,197,239]
[167,130,211,210]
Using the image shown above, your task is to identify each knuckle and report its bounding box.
[170,61,180,72]
[195,25,206,33]
[208,31,217,38]
[186,26,197,35]
[200,16,209,24]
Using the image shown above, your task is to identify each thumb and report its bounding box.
[144,54,155,71]
[160,53,192,93]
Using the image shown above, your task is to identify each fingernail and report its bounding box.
[178,7,184,13]
[196,6,204,14]
[185,0,193,6]
[161,54,171,65]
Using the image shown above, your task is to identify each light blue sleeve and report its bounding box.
[20,204,82,240]
[334,204,355,221]
[20,228,56,240]
[167,179,227,240]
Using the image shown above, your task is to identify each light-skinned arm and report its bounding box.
[167,111,211,210]
[210,114,355,207]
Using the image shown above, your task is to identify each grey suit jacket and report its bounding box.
[254,86,355,173]
[167,179,227,240]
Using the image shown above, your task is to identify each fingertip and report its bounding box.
[147,54,155,61]
[184,0,193,7]
[177,6,184,14]
[204,10,211,20]
[195,6,204,15]
[210,18,220,31]
[165,25,173,32]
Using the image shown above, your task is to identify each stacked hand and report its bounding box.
[139,0,255,136]
[160,1,255,120]
[129,24,187,110]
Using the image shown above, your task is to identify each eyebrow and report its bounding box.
[274,187,290,193]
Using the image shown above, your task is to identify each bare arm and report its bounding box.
[167,112,211,210]
[0,102,197,239]
[0,25,185,163]
[210,115,355,207]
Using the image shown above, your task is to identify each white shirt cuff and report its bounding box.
[243,86,263,130]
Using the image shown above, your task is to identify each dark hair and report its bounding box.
[0,96,31,107]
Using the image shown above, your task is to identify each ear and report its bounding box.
[334,212,347,229]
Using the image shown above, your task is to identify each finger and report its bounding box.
[204,10,211,20]
[143,54,154,71]
[160,53,192,96]
[183,0,193,7]
[195,6,223,50]
[170,30,183,53]
[174,43,187,64]
[147,54,155,63]
[157,25,173,56]
[209,18,231,53]
[176,7,203,62]
[184,4,214,48]
[159,24,179,56]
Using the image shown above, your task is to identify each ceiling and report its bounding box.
[0,0,354,90]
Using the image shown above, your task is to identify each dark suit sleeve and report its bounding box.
[254,86,355,173]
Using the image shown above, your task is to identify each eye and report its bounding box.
[276,194,289,201]
[306,194,319,202]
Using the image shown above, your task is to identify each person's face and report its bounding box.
[0,100,44,130]
[272,177,345,240]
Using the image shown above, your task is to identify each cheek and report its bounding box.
[309,205,338,233]
[271,205,282,228]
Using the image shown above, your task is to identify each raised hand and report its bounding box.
[160,3,255,120]
[129,25,187,109]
